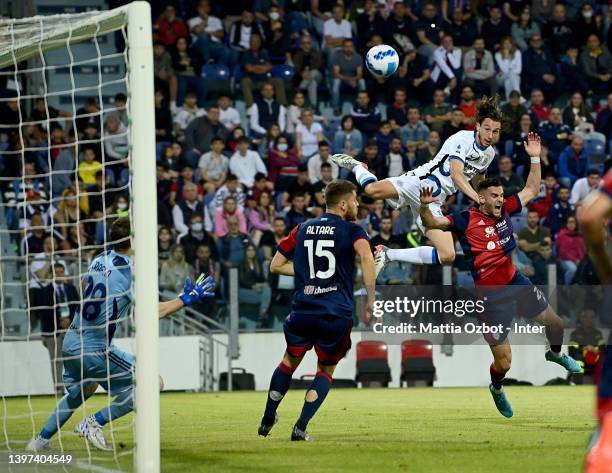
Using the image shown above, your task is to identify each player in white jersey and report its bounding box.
[332,96,503,274]
[27,217,215,452]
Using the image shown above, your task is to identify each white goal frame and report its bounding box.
[0,2,159,472]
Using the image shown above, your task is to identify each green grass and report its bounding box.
[1,386,596,472]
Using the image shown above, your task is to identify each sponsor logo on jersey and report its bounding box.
[485,226,495,237]
[486,241,496,250]
[304,285,338,295]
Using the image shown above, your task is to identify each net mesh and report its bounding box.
[0,6,137,471]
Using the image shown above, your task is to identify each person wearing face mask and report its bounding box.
[574,3,600,47]
[264,7,292,64]
[267,136,301,190]
[178,214,218,264]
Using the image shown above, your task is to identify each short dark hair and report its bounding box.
[476,177,502,192]
[324,179,357,208]
[321,162,332,170]
[476,95,503,124]
[114,93,127,103]
[110,217,131,250]
[226,173,238,181]
[297,163,308,173]
[237,136,249,144]
[211,136,224,144]
[318,140,329,148]
[255,172,266,181]
[587,168,601,176]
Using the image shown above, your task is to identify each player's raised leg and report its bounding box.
[488,340,514,418]
[259,350,304,436]
[330,154,399,201]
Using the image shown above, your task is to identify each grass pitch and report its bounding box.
[1,386,596,472]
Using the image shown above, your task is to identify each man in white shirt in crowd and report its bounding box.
[571,168,602,210]
[431,34,462,99]
[218,95,241,131]
[188,0,233,66]
[308,141,339,184]
[229,136,268,187]
[322,4,352,55]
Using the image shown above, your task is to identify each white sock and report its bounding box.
[354,165,377,188]
[387,247,439,265]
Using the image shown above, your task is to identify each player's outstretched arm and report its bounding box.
[159,274,216,319]
[354,238,376,312]
[580,190,612,283]
[517,132,542,206]
[450,159,481,203]
[419,188,452,231]
[270,251,294,276]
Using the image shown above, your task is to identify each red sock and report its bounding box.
[490,364,506,390]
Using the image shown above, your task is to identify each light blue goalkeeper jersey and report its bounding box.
[63,249,133,353]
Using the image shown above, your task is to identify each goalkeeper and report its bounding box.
[27,217,215,452]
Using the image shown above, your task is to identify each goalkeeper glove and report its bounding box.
[179,273,216,306]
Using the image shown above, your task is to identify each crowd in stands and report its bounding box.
[1,0,611,328]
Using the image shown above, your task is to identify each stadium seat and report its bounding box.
[355,341,391,388]
[401,340,436,387]
[200,64,231,98]
[271,64,295,81]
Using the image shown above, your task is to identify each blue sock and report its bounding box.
[263,362,294,425]
[93,388,134,426]
[296,371,332,430]
[39,389,85,439]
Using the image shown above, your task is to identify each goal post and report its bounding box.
[0,2,158,472]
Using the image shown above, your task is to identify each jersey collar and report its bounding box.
[473,131,487,151]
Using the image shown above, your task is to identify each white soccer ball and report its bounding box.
[365,45,399,79]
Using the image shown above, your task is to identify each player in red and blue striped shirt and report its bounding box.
[419,133,582,418]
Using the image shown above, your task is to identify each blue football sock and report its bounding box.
[296,371,332,430]
[93,388,134,426]
[263,362,294,425]
[39,388,87,439]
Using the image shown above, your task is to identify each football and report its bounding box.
[365,44,399,78]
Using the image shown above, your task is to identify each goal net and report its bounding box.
[0,2,158,472]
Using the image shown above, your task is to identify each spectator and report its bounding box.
[239,244,272,326]
[517,209,553,284]
[88,171,118,219]
[463,37,497,97]
[229,9,266,54]
[312,162,335,210]
[154,88,174,143]
[558,137,588,188]
[53,187,85,241]
[595,93,612,145]
[556,216,585,285]
[498,155,525,197]
[356,0,386,54]
[457,86,477,130]
[383,3,415,58]
[371,215,406,248]
[495,36,522,101]
[295,109,324,159]
[153,42,178,110]
[502,90,527,136]
[414,131,441,168]
[218,95,241,132]
[159,245,194,293]
[158,225,174,267]
[443,6,477,48]
[154,5,188,47]
[511,6,540,52]
[381,136,410,177]
[184,106,228,166]
[322,4,352,54]
[569,309,605,380]
[309,0,333,37]
[538,107,572,164]
[541,3,575,61]
[173,91,205,142]
[285,192,313,230]
[424,89,452,134]
[240,35,287,108]
[308,141,339,184]
[214,196,247,238]
[522,34,557,100]
[393,43,434,106]
[188,0,232,67]
[172,37,205,108]
[218,215,253,269]
[198,136,229,195]
[78,147,102,186]
[387,88,409,130]
[570,169,601,208]
[229,137,267,187]
[356,139,382,177]
[580,34,612,94]
[528,172,559,218]
[265,8,292,64]
[415,1,443,59]
[74,98,101,140]
[559,45,589,97]
[333,115,363,156]
[441,107,465,142]
[267,136,301,189]
[528,88,551,126]
[179,213,218,264]
[547,186,574,238]
[291,35,324,107]
[531,0,555,25]
[172,182,205,237]
[330,39,366,116]
[210,173,246,218]
[562,92,591,130]
[574,4,601,48]
[350,91,381,139]
[29,261,77,395]
[160,142,185,177]
[261,217,287,260]
[20,213,51,257]
[431,34,462,99]
[400,107,430,152]
[287,92,325,134]
[29,97,72,135]
[248,191,275,246]
[169,164,203,207]
[481,5,511,52]
[193,244,221,289]
[249,81,287,138]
